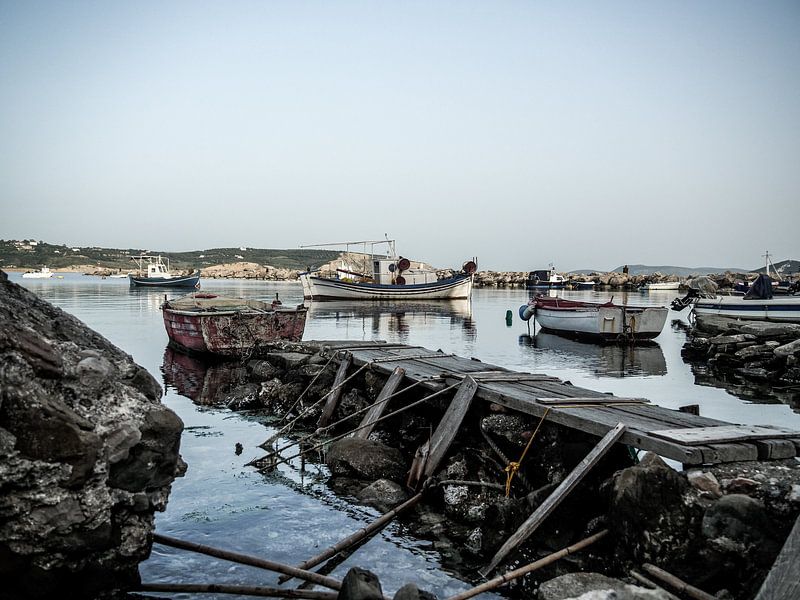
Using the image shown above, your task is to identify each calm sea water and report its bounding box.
[11,273,800,598]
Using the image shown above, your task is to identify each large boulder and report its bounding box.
[326,437,406,481]
[537,572,673,600]
[0,271,185,598]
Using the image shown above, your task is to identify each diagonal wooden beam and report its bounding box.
[354,367,405,439]
[481,422,627,576]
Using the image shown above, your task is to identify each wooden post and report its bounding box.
[138,583,338,599]
[641,563,717,600]
[278,493,424,584]
[152,533,342,591]
[754,514,800,600]
[317,354,352,428]
[446,530,608,600]
[481,423,626,576]
[407,376,478,490]
[354,367,406,439]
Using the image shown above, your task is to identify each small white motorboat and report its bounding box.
[641,281,681,291]
[519,296,668,342]
[22,267,54,279]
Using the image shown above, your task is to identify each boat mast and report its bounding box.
[763,250,778,279]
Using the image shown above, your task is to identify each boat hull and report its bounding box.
[642,282,681,291]
[130,273,201,288]
[300,273,473,300]
[161,296,307,356]
[692,296,800,323]
[535,306,668,340]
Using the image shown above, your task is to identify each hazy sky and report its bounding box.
[1,1,798,271]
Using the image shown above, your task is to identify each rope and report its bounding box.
[504,407,550,498]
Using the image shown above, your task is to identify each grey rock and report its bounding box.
[739,322,800,338]
[338,567,383,600]
[356,478,409,512]
[734,345,776,361]
[686,470,722,498]
[225,383,261,410]
[481,413,532,447]
[393,583,436,600]
[709,334,756,346]
[702,494,781,559]
[326,437,406,481]
[248,359,282,380]
[266,351,311,370]
[774,338,800,358]
[538,572,673,600]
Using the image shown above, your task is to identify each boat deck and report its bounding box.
[306,341,800,465]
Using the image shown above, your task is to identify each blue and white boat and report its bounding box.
[129,255,200,288]
[525,265,567,289]
[298,239,475,301]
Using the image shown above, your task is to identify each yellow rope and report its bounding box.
[504,407,550,497]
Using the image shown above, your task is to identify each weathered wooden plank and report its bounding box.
[754,514,800,600]
[421,376,478,481]
[481,423,627,576]
[317,354,352,428]
[354,367,406,439]
[651,425,800,445]
[754,439,797,460]
[700,443,759,464]
[537,397,650,405]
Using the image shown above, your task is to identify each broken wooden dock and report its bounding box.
[307,340,800,466]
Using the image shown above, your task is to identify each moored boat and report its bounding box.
[519,295,668,342]
[21,267,53,279]
[525,266,566,289]
[161,293,307,356]
[672,273,800,324]
[129,255,200,288]
[299,238,476,301]
[641,281,682,291]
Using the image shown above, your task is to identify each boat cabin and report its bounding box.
[131,255,174,279]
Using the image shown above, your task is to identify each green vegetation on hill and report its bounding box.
[0,240,340,271]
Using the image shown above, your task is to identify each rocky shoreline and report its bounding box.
[7,263,763,291]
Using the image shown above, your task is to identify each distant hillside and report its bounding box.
[609,260,800,277]
[610,264,750,277]
[754,259,800,276]
[0,239,339,271]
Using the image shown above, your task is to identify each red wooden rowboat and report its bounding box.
[161,293,307,356]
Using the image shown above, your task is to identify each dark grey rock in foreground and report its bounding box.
[0,271,185,598]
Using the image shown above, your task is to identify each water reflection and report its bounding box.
[519,332,667,378]
[161,347,245,405]
[306,299,476,342]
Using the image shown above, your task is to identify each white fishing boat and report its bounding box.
[129,255,200,288]
[298,239,476,301]
[525,265,567,289]
[21,267,53,279]
[519,296,668,342]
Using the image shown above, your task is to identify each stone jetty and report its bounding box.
[0,271,185,598]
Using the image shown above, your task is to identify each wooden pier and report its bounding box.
[309,340,800,466]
